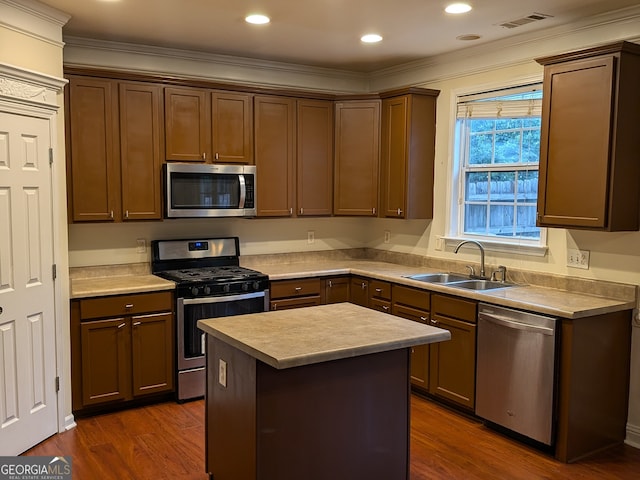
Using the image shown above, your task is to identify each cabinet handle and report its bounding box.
[328,280,333,288]
[372,207,376,215]
[294,287,302,292]
[397,208,403,216]
[272,303,277,311]
[109,210,114,219]
[361,282,367,289]
[375,288,382,293]
[215,152,219,160]
[124,304,134,309]
[382,305,389,311]
[420,316,428,322]
[132,321,141,326]
[430,319,439,326]
[289,207,293,215]
[203,152,207,161]
[125,210,129,219]
[117,322,126,329]
[300,207,304,215]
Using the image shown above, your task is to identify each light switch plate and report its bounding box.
[567,248,590,269]
[218,359,227,387]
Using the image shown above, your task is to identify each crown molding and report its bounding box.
[0,0,69,47]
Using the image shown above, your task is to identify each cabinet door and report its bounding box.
[270,296,321,311]
[324,277,350,304]
[80,317,130,406]
[165,86,210,162]
[428,315,476,410]
[334,101,380,216]
[211,91,254,164]
[393,304,430,390]
[380,93,437,219]
[349,277,369,307]
[67,76,120,222]
[537,57,615,229]
[254,95,296,216]
[119,83,163,220]
[131,312,174,396]
[296,99,333,216]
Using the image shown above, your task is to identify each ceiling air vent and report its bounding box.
[499,12,553,29]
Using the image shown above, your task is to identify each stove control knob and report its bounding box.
[252,281,261,291]
[191,286,199,296]
[223,284,231,293]
[242,282,249,292]
[203,285,211,295]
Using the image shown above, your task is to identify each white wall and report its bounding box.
[57,3,640,447]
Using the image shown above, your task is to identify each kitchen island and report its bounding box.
[197,302,451,480]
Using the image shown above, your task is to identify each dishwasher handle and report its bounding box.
[479,312,555,336]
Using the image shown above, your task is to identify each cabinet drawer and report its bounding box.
[270,278,322,299]
[79,291,173,320]
[370,280,391,300]
[393,285,430,310]
[392,304,429,324]
[370,298,391,314]
[270,296,321,311]
[431,294,477,323]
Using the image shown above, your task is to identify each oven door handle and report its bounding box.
[181,291,266,305]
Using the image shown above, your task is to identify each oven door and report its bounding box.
[177,291,268,371]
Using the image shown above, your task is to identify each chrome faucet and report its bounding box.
[454,240,486,279]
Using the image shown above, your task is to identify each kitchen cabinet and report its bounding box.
[164,87,254,164]
[392,285,430,391]
[535,41,640,231]
[323,276,350,304]
[334,99,381,216]
[254,95,296,217]
[66,76,163,222]
[379,88,439,219]
[349,276,370,307]
[296,99,334,216]
[70,291,174,413]
[369,279,392,313]
[269,278,322,310]
[428,294,477,410]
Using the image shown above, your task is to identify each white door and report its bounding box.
[0,112,58,454]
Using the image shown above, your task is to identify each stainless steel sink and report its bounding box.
[446,279,515,291]
[405,273,470,283]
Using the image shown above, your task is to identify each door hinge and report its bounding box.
[52,264,57,280]
[55,376,60,393]
[49,148,53,166]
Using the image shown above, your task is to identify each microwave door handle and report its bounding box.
[238,174,246,208]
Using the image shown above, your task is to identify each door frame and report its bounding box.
[0,63,72,434]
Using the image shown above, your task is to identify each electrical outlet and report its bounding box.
[307,231,315,244]
[136,238,146,253]
[384,230,390,243]
[218,359,227,388]
[435,236,444,251]
[567,248,590,269]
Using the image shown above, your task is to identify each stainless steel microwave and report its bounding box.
[164,163,257,218]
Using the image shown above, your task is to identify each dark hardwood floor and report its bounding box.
[25,394,640,479]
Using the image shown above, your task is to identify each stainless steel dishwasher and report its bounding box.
[476,303,558,446]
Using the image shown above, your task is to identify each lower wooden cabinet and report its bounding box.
[428,294,477,410]
[269,278,322,310]
[323,276,350,304]
[349,276,370,307]
[392,285,430,391]
[71,291,175,413]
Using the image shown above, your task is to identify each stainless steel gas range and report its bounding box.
[151,237,269,401]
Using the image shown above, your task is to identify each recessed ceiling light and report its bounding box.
[445,3,472,14]
[361,34,383,44]
[456,34,481,41]
[245,14,270,25]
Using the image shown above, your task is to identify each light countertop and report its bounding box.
[70,274,175,299]
[197,303,451,369]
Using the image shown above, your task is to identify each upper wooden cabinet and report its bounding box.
[164,87,254,164]
[536,41,640,231]
[334,100,381,216]
[254,95,296,216]
[296,99,334,216]
[66,76,163,222]
[380,88,439,219]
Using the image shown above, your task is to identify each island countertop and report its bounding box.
[197,302,451,369]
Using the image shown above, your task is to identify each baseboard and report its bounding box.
[64,414,77,431]
[625,422,640,449]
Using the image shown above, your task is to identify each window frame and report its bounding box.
[445,76,548,257]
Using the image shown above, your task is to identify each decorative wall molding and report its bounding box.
[0,62,66,111]
[0,0,69,47]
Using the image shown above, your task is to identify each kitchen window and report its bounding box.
[449,83,546,254]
